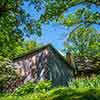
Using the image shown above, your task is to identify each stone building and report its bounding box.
[13,44,75,86]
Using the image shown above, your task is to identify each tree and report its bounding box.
[15,40,41,57]
[0,0,41,58]
[0,0,21,58]
[0,0,100,58]
[38,0,100,23]
[64,26,99,56]
[59,7,100,57]
[0,0,42,36]
[1,0,100,37]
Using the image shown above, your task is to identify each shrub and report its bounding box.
[15,80,52,95]
[15,81,36,95]
[0,56,18,92]
[34,80,52,93]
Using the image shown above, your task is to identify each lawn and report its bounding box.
[0,88,100,100]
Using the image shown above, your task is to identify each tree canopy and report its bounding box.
[62,8,100,57]
[1,0,100,36]
[0,0,100,58]
[15,40,41,57]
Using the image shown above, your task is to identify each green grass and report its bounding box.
[1,75,100,100]
[46,88,100,100]
[70,75,100,88]
[0,93,33,100]
[0,88,100,100]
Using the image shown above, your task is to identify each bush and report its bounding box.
[0,56,18,92]
[15,80,52,95]
[15,81,36,95]
[34,80,52,92]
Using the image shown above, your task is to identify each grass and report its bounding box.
[69,75,100,88]
[0,88,100,100]
[0,93,33,100]
[46,88,100,100]
[1,75,100,100]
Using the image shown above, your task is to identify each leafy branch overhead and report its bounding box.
[1,0,100,36]
[0,0,100,58]
[59,8,100,26]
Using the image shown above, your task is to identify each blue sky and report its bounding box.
[23,2,100,52]
[22,1,68,51]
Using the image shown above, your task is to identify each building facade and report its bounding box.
[13,44,74,86]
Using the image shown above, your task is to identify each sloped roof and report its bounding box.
[13,44,74,70]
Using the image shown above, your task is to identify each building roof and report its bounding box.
[13,44,74,70]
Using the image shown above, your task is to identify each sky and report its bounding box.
[22,1,68,51]
[23,1,100,52]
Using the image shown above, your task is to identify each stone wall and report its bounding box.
[47,47,73,86]
[14,48,49,83]
[13,47,74,87]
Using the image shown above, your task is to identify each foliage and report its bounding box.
[15,40,41,57]
[62,7,100,57]
[0,39,40,59]
[59,7,100,26]
[0,0,21,58]
[0,88,100,100]
[0,56,17,92]
[1,77,100,99]
[0,0,41,58]
[0,17,20,58]
[45,88,100,100]
[0,0,42,36]
[15,80,52,95]
[1,0,100,58]
[70,75,100,88]
[34,80,52,93]
[36,0,100,23]
[64,26,100,57]
[1,0,100,37]
[15,81,36,95]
